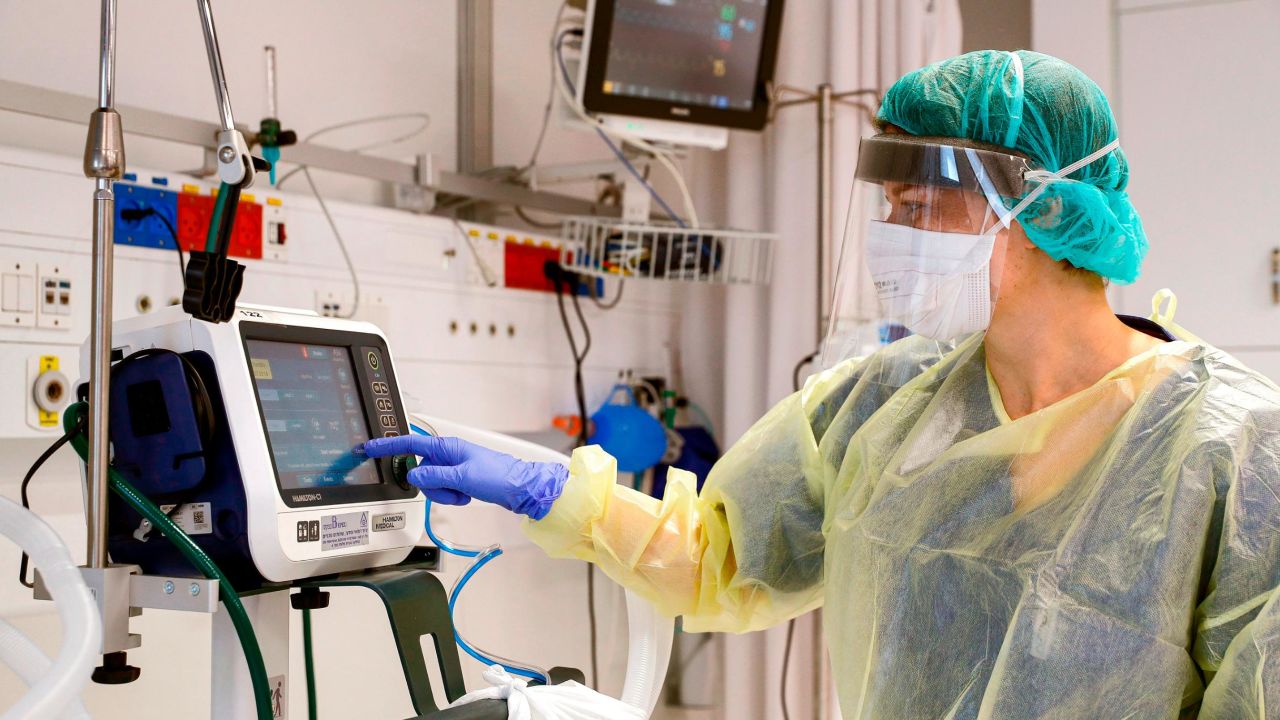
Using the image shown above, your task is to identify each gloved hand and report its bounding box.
[363,435,569,520]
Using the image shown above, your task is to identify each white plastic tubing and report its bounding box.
[619,591,675,715]
[413,414,675,717]
[0,497,100,720]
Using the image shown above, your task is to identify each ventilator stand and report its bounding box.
[212,559,541,719]
[770,83,880,720]
[39,552,524,717]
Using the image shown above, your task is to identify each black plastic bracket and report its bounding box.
[182,250,245,323]
[181,178,253,323]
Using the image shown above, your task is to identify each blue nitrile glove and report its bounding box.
[363,435,569,520]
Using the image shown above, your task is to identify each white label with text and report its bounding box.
[159,503,213,535]
[321,511,370,551]
[372,512,406,532]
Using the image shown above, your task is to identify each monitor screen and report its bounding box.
[246,340,379,490]
[580,0,784,132]
[600,0,772,111]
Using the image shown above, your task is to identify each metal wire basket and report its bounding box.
[559,217,775,286]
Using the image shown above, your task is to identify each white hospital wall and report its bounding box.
[0,2,728,718]
[1034,0,1280,380]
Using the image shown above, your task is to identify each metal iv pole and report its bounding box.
[77,0,149,684]
[83,0,122,572]
[770,82,879,720]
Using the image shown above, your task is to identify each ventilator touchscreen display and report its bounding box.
[246,340,379,489]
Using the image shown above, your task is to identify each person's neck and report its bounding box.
[984,276,1162,420]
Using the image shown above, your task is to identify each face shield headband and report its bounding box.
[852,133,1122,237]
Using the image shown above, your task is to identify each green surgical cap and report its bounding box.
[878,50,1147,284]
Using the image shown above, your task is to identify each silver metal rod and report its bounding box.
[816,84,833,345]
[264,46,278,119]
[456,0,494,175]
[86,0,121,570]
[87,181,115,568]
[96,0,117,108]
[815,84,835,720]
[196,0,236,131]
[774,97,818,110]
[830,88,880,102]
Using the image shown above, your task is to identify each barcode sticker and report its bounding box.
[159,502,213,536]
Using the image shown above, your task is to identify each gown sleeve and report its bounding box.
[523,338,949,633]
[1192,384,1280,718]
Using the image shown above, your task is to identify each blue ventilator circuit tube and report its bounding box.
[409,424,550,684]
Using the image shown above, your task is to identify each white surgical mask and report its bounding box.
[865,221,998,340]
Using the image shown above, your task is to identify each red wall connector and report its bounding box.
[176,192,264,259]
[230,201,263,259]
[176,192,215,253]
[504,242,562,293]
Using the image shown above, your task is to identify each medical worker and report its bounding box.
[369,51,1280,718]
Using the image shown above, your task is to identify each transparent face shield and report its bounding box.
[820,134,1038,367]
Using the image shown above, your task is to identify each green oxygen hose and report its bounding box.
[206,183,231,253]
[303,608,318,720]
[63,403,274,720]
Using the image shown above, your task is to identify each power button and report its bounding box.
[367,351,380,370]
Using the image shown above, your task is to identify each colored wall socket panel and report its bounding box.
[114,184,180,250]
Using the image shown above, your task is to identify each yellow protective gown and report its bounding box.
[525,333,1280,718]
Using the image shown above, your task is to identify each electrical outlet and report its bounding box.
[176,189,264,260]
[230,197,264,259]
[37,263,72,330]
[177,191,215,252]
[315,289,352,318]
[114,183,179,250]
[263,200,288,262]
